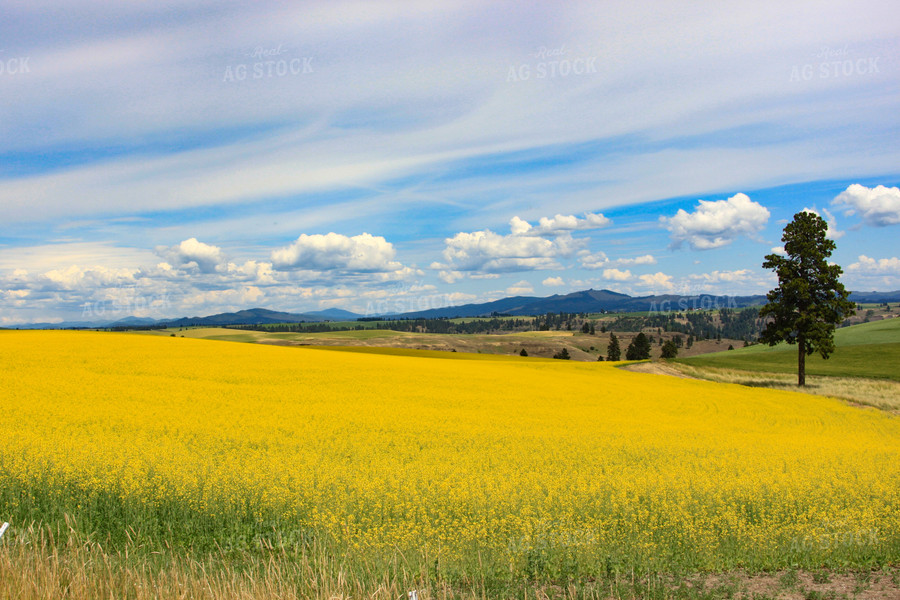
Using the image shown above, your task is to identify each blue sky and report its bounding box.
[1,1,899,324]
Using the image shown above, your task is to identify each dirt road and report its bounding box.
[619,361,696,379]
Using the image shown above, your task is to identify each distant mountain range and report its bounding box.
[8,289,900,329]
[391,289,770,318]
[9,307,363,330]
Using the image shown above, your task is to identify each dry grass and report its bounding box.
[3,526,898,600]
[666,362,900,413]
[0,522,426,600]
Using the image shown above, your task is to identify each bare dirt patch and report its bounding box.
[686,568,900,600]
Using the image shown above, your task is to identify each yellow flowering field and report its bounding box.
[1,329,898,582]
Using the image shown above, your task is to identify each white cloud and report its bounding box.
[661,193,770,250]
[832,184,900,227]
[42,264,138,289]
[0,236,413,324]
[678,269,776,295]
[436,218,584,275]
[510,212,610,236]
[160,238,226,274]
[447,291,477,304]
[689,269,753,283]
[542,276,565,286]
[771,246,786,255]
[579,251,608,270]
[506,280,535,296]
[271,232,403,272]
[183,286,265,309]
[638,272,674,290]
[224,260,276,284]
[580,252,656,270]
[616,254,657,266]
[436,269,464,284]
[845,255,900,289]
[509,216,533,236]
[847,255,900,274]
[603,268,633,281]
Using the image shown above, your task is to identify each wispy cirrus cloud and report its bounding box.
[1,1,899,322]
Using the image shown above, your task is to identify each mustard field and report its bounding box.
[1,330,898,587]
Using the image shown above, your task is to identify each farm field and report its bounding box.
[143,324,744,362]
[1,330,899,598]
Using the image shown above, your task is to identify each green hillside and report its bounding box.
[679,318,900,381]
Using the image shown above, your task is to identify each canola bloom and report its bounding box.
[1,330,898,574]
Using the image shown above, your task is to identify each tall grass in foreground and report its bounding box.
[2,522,898,599]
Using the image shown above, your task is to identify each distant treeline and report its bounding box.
[227,307,769,341]
[604,308,765,342]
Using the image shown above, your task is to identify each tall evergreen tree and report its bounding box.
[759,212,855,386]
[606,332,621,361]
[660,339,678,359]
[625,332,651,360]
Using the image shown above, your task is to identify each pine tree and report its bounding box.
[759,212,855,386]
[606,333,621,361]
[553,347,571,360]
[660,340,678,359]
[625,332,651,360]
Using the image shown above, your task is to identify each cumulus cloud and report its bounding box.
[509,212,610,236]
[845,255,900,288]
[436,269,464,284]
[224,260,276,284]
[661,193,770,250]
[542,276,565,286]
[579,251,608,270]
[160,238,226,274]
[616,254,657,266]
[182,286,265,309]
[603,268,632,281]
[435,220,584,275]
[638,272,675,290]
[847,255,900,274]
[832,184,900,227]
[41,264,138,289]
[506,280,535,295]
[580,252,657,270]
[271,232,403,272]
[0,235,417,324]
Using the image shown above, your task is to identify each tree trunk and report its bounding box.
[797,334,806,387]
